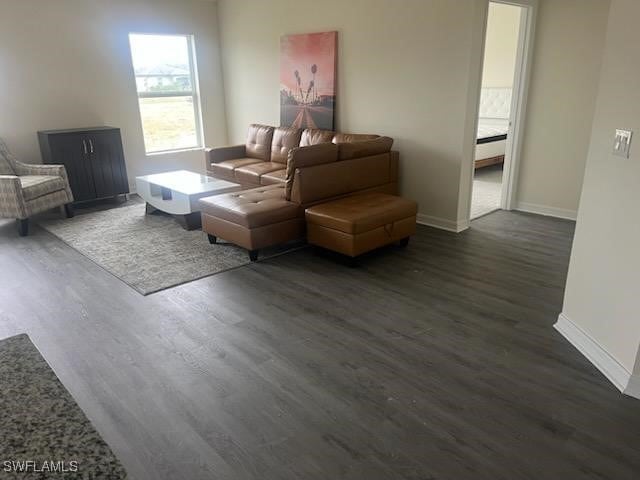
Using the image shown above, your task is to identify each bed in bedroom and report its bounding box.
[475,87,511,169]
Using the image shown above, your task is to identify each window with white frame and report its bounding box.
[129,34,203,154]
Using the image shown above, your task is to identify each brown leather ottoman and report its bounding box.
[305,193,418,258]
[199,184,305,261]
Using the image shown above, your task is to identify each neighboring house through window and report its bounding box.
[129,34,203,154]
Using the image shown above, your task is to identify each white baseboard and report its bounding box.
[625,373,640,398]
[416,213,469,233]
[555,313,639,399]
[516,202,577,221]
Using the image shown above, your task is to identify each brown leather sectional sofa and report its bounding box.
[200,124,400,260]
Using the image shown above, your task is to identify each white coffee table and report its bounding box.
[136,170,241,230]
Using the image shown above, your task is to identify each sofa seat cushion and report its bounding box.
[199,184,300,229]
[235,162,286,185]
[19,175,66,201]
[210,158,264,182]
[305,193,417,234]
[260,169,286,185]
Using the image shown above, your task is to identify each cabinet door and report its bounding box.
[48,134,96,202]
[88,130,129,198]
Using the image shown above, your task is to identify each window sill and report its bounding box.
[145,147,204,157]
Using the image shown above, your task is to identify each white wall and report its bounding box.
[0,0,227,189]
[558,0,640,397]
[217,0,613,229]
[217,0,487,232]
[482,3,521,88]
[0,0,611,228]
[515,0,610,219]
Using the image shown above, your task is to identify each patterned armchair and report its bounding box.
[0,138,74,236]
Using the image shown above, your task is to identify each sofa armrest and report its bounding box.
[0,175,23,194]
[285,143,339,199]
[0,175,27,218]
[12,161,66,178]
[205,144,247,169]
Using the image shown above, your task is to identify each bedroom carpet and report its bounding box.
[0,334,127,479]
[38,201,298,295]
[471,164,503,219]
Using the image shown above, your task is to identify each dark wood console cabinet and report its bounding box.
[38,127,129,203]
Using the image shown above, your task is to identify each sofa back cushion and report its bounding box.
[246,124,275,160]
[290,153,392,205]
[338,136,394,161]
[300,129,334,147]
[270,127,302,164]
[332,133,379,144]
[0,139,16,175]
[285,143,338,200]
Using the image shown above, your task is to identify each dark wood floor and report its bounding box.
[1,210,639,480]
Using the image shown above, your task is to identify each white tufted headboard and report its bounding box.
[478,87,512,120]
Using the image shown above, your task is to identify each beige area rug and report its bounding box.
[39,202,297,295]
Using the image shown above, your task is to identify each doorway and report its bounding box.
[470,1,533,220]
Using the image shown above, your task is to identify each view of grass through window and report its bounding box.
[129,34,201,153]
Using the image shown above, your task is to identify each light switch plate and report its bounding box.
[613,129,633,158]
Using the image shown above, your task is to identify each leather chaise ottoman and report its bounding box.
[198,183,305,261]
[305,193,418,258]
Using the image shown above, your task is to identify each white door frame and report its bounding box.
[469,0,538,216]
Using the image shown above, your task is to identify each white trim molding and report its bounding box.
[626,374,640,399]
[462,0,538,225]
[555,313,640,399]
[499,0,537,211]
[516,202,577,221]
[417,213,470,233]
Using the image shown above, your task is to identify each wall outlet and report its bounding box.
[613,129,633,158]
